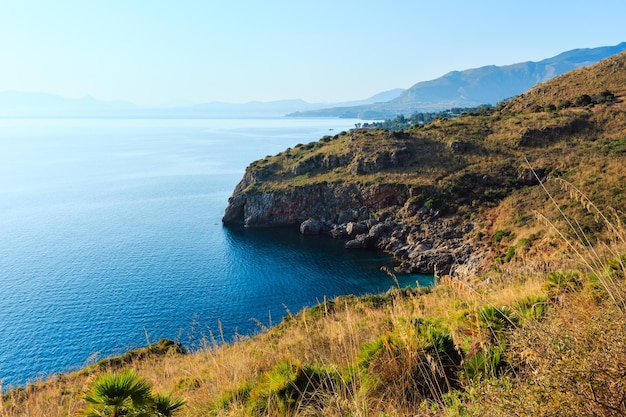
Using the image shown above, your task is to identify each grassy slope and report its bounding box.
[3,53,626,416]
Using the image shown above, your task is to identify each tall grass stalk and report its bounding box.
[526,157,626,312]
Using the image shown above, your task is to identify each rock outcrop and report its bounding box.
[222,51,626,279]
[222,172,481,275]
[223,177,410,228]
[221,126,544,276]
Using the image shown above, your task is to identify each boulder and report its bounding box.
[337,209,358,225]
[345,233,377,249]
[346,221,368,237]
[368,223,388,238]
[300,218,322,235]
[330,224,349,239]
[345,238,367,249]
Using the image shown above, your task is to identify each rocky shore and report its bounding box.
[222,178,484,276]
[299,214,479,276]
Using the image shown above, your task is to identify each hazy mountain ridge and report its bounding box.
[0,91,138,117]
[2,43,625,120]
[0,89,405,118]
[289,42,626,118]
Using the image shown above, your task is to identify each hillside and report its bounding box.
[289,42,626,118]
[4,52,626,416]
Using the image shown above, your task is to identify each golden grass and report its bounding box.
[1,268,553,416]
[3,241,622,417]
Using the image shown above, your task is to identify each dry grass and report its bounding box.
[2,236,623,417]
[1,270,551,416]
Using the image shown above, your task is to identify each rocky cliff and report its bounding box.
[223,173,479,275]
[222,129,507,275]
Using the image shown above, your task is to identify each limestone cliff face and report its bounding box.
[223,179,409,227]
[222,130,420,227]
[222,171,481,276]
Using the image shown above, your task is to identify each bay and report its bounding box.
[0,117,432,389]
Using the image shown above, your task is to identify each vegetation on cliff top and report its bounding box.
[3,53,626,416]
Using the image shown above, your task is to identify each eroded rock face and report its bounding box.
[221,129,487,277]
[225,184,480,274]
[222,174,482,276]
[223,182,410,227]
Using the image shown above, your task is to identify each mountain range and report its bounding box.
[288,42,626,119]
[1,42,625,119]
[0,88,407,118]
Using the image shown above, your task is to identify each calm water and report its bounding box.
[0,118,431,388]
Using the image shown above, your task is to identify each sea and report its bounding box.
[0,117,432,389]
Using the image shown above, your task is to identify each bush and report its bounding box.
[492,229,512,243]
[246,360,342,415]
[556,99,572,110]
[80,370,185,417]
[544,270,584,295]
[461,342,508,380]
[477,305,518,343]
[358,320,462,405]
[514,295,549,322]
[574,94,592,107]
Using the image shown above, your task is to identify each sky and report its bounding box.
[1,0,625,106]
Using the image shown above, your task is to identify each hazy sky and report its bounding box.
[1,0,624,105]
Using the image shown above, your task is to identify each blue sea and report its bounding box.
[0,117,432,389]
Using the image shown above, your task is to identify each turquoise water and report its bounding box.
[0,118,432,389]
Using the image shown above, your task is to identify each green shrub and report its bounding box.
[514,295,549,322]
[492,229,511,243]
[504,246,516,262]
[544,270,584,295]
[556,99,572,110]
[461,342,508,380]
[574,94,592,107]
[606,253,626,277]
[358,320,462,404]
[80,370,185,417]
[477,305,517,342]
[246,360,342,415]
[543,103,556,112]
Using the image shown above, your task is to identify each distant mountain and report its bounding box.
[0,88,405,119]
[288,42,626,119]
[336,88,405,106]
[0,91,138,117]
[0,91,314,118]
